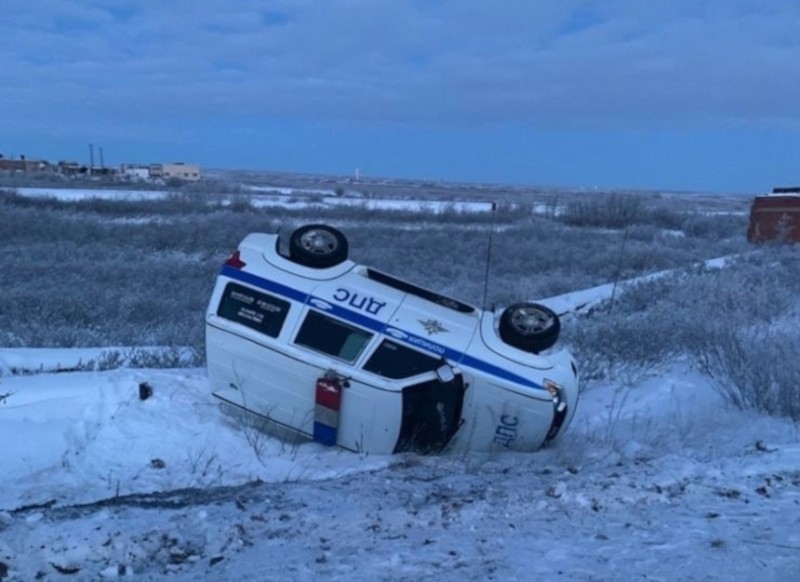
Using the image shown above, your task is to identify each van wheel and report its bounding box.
[499,302,560,353]
[289,224,349,268]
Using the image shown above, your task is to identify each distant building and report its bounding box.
[56,161,88,176]
[0,151,203,183]
[747,187,800,243]
[0,154,49,172]
[90,166,116,177]
[149,162,202,182]
[120,164,151,181]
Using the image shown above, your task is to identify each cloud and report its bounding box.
[2,0,800,138]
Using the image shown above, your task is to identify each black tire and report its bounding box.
[499,302,560,354]
[288,224,348,268]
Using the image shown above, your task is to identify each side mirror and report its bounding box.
[435,364,455,384]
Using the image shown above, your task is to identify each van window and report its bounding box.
[217,283,289,338]
[363,340,440,379]
[295,310,373,362]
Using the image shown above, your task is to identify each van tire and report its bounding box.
[289,224,349,268]
[499,302,560,353]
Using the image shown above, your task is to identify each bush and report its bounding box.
[695,321,800,419]
[681,213,747,240]
[564,300,687,393]
[559,194,643,228]
[564,247,800,419]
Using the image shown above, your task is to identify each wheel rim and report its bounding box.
[510,306,554,335]
[300,229,338,256]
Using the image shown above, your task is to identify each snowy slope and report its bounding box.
[1,357,799,581]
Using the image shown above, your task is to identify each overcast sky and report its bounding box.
[2,0,799,192]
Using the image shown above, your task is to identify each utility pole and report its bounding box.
[88,143,94,175]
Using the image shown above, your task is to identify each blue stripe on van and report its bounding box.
[219,266,545,393]
[222,266,308,304]
[321,302,386,334]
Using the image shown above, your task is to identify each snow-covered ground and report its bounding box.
[2,355,799,581]
[247,195,493,213]
[15,187,169,201]
[243,185,335,196]
[12,186,494,214]
[0,367,391,511]
[537,255,733,316]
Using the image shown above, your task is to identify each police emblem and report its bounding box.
[418,318,447,336]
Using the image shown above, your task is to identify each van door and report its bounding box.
[393,371,465,454]
[360,338,465,453]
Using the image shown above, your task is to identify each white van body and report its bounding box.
[206,230,579,454]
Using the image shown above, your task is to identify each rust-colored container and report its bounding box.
[747,189,800,243]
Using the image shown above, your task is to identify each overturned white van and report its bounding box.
[206,224,579,454]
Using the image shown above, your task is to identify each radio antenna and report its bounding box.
[481,201,498,310]
[608,225,630,312]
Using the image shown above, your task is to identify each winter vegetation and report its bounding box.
[567,247,800,419]
[1,184,799,580]
[0,187,748,342]
[2,183,797,416]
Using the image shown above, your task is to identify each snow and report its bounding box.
[243,185,335,195]
[0,260,798,580]
[15,187,168,201]
[12,186,493,213]
[2,318,800,579]
[0,367,391,511]
[246,194,493,213]
[537,254,733,316]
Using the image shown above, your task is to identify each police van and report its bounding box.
[206,224,579,454]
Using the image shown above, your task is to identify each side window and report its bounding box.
[294,310,373,362]
[217,283,290,338]
[363,340,440,379]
